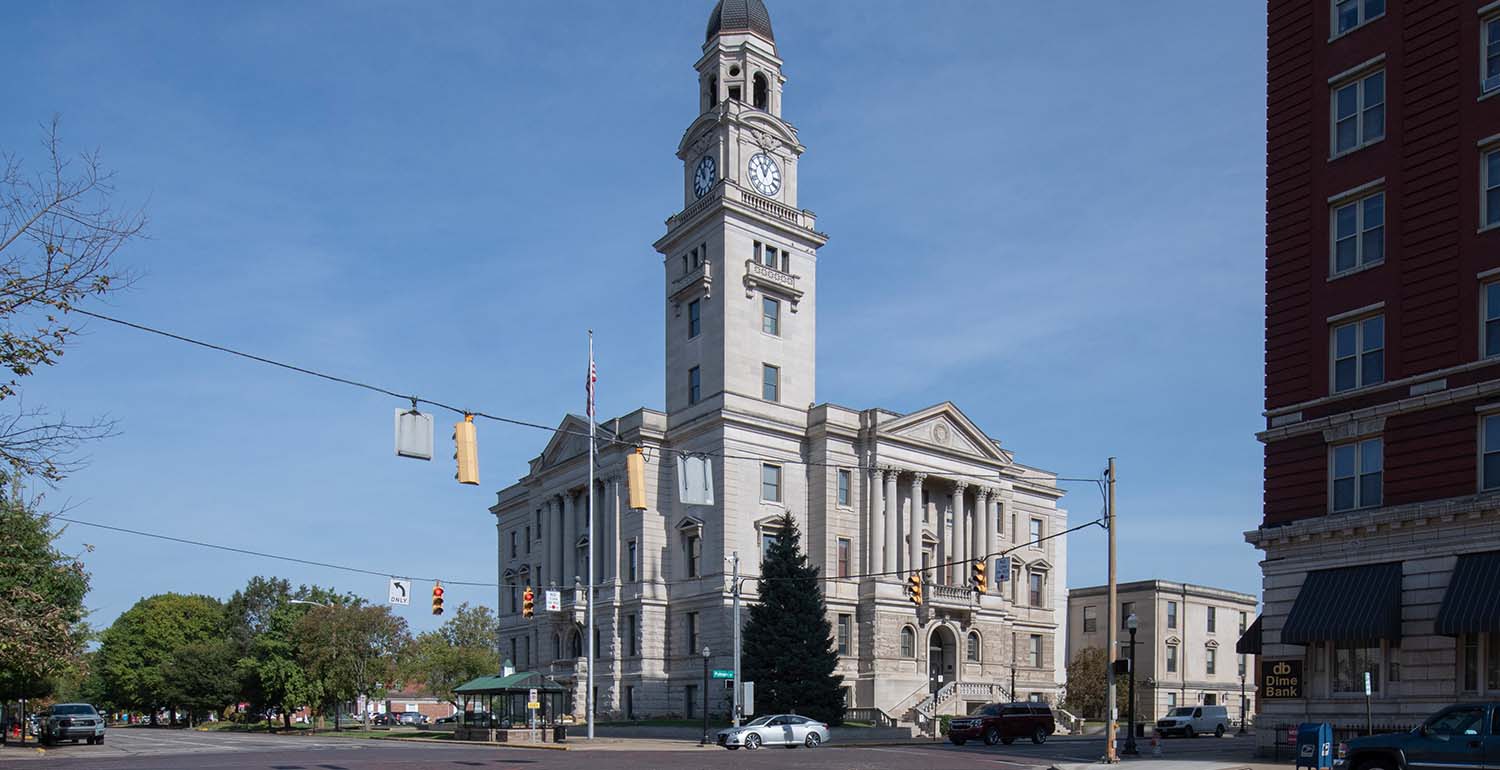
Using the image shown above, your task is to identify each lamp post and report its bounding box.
[1239,672,1248,735]
[700,646,711,746]
[1123,613,1139,756]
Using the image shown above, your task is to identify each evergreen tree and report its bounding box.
[741,512,845,725]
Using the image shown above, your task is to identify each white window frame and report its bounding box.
[1484,15,1500,95]
[1330,314,1385,393]
[1028,570,1046,607]
[1459,632,1500,695]
[837,468,852,507]
[837,614,852,656]
[1330,70,1385,158]
[1167,600,1178,630]
[1207,606,1217,633]
[1485,148,1500,230]
[1028,517,1043,545]
[1483,414,1500,491]
[1330,190,1384,276]
[1317,640,1391,697]
[760,463,783,503]
[1330,436,1383,512]
[685,532,701,578]
[1206,646,1217,676]
[1083,605,1098,633]
[1028,634,1043,668]
[762,363,779,402]
[762,296,780,336]
[1331,0,1384,39]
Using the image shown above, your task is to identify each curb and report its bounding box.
[328,734,571,751]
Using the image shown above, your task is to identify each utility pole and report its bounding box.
[1105,457,1118,763]
[731,551,742,727]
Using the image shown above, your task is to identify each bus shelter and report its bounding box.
[453,672,568,742]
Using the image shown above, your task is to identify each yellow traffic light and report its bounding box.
[972,559,987,594]
[453,415,479,486]
[626,446,646,510]
[522,585,535,619]
[907,572,923,606]
[431,583,445,615]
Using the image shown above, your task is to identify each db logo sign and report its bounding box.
[1274,662,1293,675]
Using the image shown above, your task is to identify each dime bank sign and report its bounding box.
[1260,659,1303,699]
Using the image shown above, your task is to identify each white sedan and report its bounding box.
[716,714,830,749]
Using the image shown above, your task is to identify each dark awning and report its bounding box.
[1236,615,1262,655]
[1435,551,1500,636]
[1280,562,1402,645]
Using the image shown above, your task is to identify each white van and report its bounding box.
[1154,705,1230,738]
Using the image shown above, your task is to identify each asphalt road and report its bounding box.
[0,727,1261,770]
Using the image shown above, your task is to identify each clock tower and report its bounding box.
[655,0,828,419]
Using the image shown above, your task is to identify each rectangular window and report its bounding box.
[1029,572,1044,607]
[1331,191,1384,274]
[762,363,779,401]
[1333,0,1384,36]
[1486,17,1500,94]
[761,531,778,563]
[1485,283,1500,359]
[837,614,851,656]
[837,469,851,506]
[764,244,778,268]
[1208,607,1217,633]
[524,526,531,553]
[1239,611,1248,634]
[1028,634,1043,667]
[510,531,517,558]
[761,463,782,502]
[1331,71,1384,156]
[1484,415,1500,491]
[837,537,851,578]
[1239,653,1248,677]
[1331,642,1381,694]
[1487,149,1500,229]
[1332,315,1384,392]
[1206,647,1217,676]
[686,612,699,655]
[628,613,639,656]
[1332,437,1383,511]
[1167,644,1179,673]
[686,534,701,578]
[762,297,780,335]
[686,684,698,719]
[1083,606,1098,633]
[1167,692,1177,709]
[1167,600,1178,629]
[688,366,701,404]
[1029,517,1042,544]
[1122,601,1136,629]
[627,540,638,582]
[688,299,701,338]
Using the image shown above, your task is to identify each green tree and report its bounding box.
[1061,647,1130,721]
[741,512,845,725]
[0,482,89,703]
[162,639,239,724]
[295,604,409,730]
[404,603,497,708]
[240,602,322,730]
[95,593,225,722]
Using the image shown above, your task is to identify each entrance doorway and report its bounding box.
[928,626,957,694]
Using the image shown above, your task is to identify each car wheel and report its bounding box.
[1031,727,1047,745]
[984,727,1001,746]
[744,733,761,750]
[98,736,104,745]
[1215,725,1225,738]
[950,737,967,746]
[805,733,821,749]
[1184,725,1196,739]
[725,746,739,750]
[1001,736,1015,745]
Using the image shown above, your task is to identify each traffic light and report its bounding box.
[626,446,646,510]
[431,583,445,615]
[453,415,479,486]
[972,559,987,594]
[906,572,923,606]
[522,585,535,618]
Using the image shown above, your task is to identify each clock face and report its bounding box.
[747,152,782,196]
[693,155,716,199]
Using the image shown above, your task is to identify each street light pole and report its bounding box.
[1123,613,1139,755]
[1239,673,1248,734]
[1105,458,1118,763]
[700,646,711,746]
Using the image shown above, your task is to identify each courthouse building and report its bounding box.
[486,0,1069,722]
[1247,0,1500,750]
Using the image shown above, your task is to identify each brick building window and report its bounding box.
[1487,149,1500,229]
[1331,191,1384,274]
[1331,437,1383,511]
[1332,70,1384,157]
[1083,605,1097,633]
[1485,17,1500,94]
[1331,315,1384,392]
[1484,282,1500,358]
[1484,415,1500,491]
[1333,0,1384,37]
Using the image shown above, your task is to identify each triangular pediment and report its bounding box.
[878,402,1012,464]
[537,414,592,470]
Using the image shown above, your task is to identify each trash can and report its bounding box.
[1296,722,1333,770]
[553,724,567,743]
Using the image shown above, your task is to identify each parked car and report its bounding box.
[1155,705,1230,738]
[948,702,1056,746]
[1337,702,1498,770]
[397,712,429,727]
[716,714,830,749]
[39,704,106,746]
[371,712,399,726]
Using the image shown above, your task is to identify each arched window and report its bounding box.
[553,632,562,660]
[900,626,916,658]
[967,631,981,662]
[571,629,584,658]
[752,72,769,109]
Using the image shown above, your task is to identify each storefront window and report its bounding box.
[1332,642,1380,694]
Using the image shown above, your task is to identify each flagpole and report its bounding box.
[586,330,596,741]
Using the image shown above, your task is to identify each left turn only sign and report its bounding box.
[389,578,411,605]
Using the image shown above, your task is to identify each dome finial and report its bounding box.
[705,0,774,43]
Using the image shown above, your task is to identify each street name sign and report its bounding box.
[711,669,734,679]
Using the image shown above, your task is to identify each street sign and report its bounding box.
[394,408,434,461]
[1364,671,1371,695]
[528,688,538,703]
[997,556,1012,581]
[527,701,540,710]
[545,590,561,612]
[742,681,755,716]
[389,578,411,605]
[711,669,734,679]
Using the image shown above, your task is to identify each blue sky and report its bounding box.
[9,0,1267,634]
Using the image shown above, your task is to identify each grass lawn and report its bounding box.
[196,722,314,733]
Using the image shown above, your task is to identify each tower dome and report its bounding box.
[705,0,774,43]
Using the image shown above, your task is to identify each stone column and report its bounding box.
[908,473,926,576]
[953,483,968,585]
[980,488,995,593]
[884,468,899,572]
[870,468,886,574]
[610,476,622,584]
[563,491,577,584]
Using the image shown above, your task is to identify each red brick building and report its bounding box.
[1246,0,1500,748]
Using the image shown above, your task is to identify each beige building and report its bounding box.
[485,0,1070,725]
[1067,581,1258,724]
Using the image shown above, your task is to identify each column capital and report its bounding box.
[977,487,994,501]
[912,472,928,483]
[953,481,969,493]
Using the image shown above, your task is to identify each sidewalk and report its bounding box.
[1052,759,1285,770]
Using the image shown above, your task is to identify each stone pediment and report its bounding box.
[878,402,1012,464]
[536,415,592,471]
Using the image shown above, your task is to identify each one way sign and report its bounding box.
[389,578,411,606]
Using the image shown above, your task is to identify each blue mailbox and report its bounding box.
[1297,722,1334,770]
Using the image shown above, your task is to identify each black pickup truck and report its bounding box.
[1337,703,1500,770]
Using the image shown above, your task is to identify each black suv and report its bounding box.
[948,702,1056,746]
[1337,703,1500,770]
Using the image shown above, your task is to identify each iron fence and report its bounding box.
[1265,723,1416,761]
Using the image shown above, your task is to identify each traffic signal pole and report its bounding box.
[1105,458,1118,763]
[731,551,741,727]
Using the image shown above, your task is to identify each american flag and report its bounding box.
[585,357,597,417]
